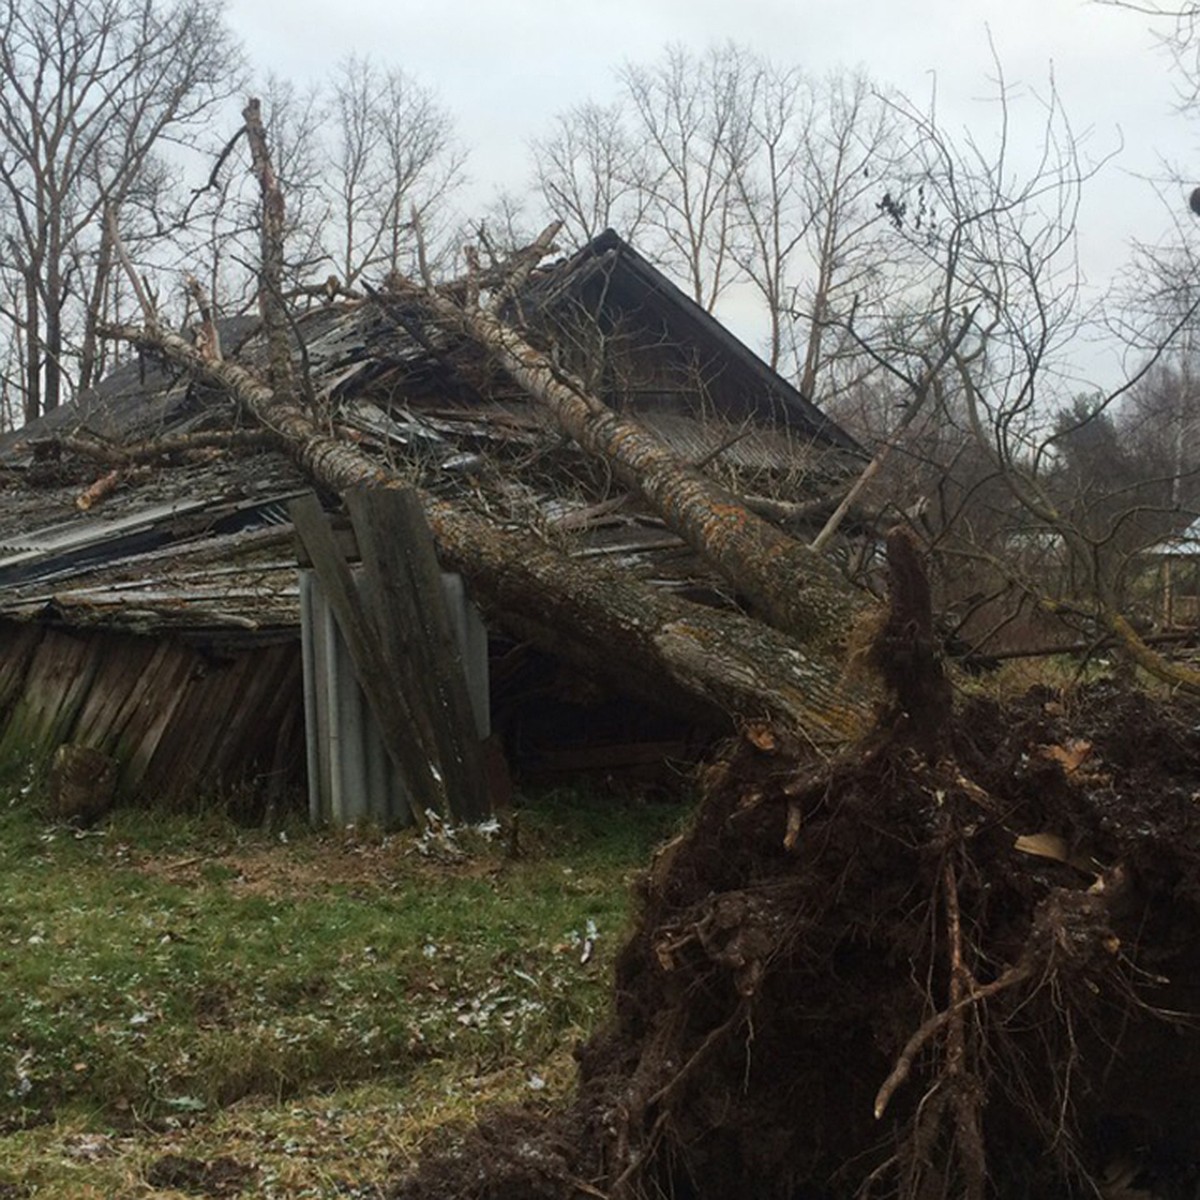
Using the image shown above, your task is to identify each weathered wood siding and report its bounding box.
[0,620,304,805]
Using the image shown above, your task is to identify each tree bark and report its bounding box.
[244,98,294,398]
[79,218,114,393]
[44,240,63,412]
[22,271,39,423]
[99,320,874,746]
[398,286,863,650]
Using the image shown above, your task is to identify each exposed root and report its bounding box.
[874,958,1032,1122]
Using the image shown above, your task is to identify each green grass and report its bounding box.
[0,784,683,1197]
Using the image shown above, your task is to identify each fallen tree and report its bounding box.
[97,317,872,747]
[391,240,862,650]
[96,102,876,751]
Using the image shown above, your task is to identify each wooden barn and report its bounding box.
[0,231,862,819]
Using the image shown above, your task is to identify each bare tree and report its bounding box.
[831,57,1200,682]
[619,43,753,312]
[276,56,466,292]
[357,59,464,283]
[532,51,914,393]
[724,59,813,372]
[729,65,906,380]
[326,57,383,288]
[530,99,650,246]
[793,73,911,396]
[0,0,241,421]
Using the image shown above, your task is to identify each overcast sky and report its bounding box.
[220,0,1199,389]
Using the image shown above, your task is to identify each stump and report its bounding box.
[46,744,119,825]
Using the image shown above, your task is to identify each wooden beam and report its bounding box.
[290,494,442,828]
[345,488,491,823]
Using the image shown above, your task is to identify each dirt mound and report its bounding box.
[388,550,1200,1199]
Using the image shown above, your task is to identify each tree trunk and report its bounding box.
[401,287,862,650]
[99,320,874,747]
[79,219,114,394]
[244,98,294,397]
[44,255,62,412]
[22,272,39,423]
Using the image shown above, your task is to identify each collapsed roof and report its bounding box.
[0,230,863,646]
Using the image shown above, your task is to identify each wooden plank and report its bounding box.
[0,630,104,762]
[199,643,296,791]
[344,490,464,818]
[245,645,304,800]
[140,652,259,803]
[294,522,359,568]
[398,505,490,819]
[342,495,442,786]
[72,634,162,750]
[0,618,304,810]
[296,496,436,825]
[120,644,209,795]
[264,694,306,809]
[290,493,440,827]
[0,623,44,714]
[438,573,490,738]
[346,488,490,822]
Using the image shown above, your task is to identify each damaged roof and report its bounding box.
[0,230,862,643]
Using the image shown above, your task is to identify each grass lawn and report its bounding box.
[0,783,682,1198]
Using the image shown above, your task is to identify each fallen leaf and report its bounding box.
[744,723,777,752]
[1040,739,1093,775]
[1014,831,1071,863]
[1014,831,1100,875]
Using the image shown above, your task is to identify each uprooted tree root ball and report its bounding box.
[576,704,1200,1200]
[390,686,1200,1200]
[389,536,1200,1200]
